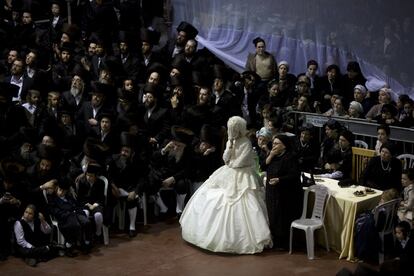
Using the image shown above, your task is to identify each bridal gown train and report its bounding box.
[179,137,272,254]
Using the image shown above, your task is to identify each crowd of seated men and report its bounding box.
[1,0,414,267]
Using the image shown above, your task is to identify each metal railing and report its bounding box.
[287,111,414,153]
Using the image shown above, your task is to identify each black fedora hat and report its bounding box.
[176,21,198,39]
[171,125,195,145]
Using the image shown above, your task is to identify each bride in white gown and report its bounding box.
[179,116,272,254]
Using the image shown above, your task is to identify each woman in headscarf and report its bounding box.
[180,116,272,254]
[263,134,303,250]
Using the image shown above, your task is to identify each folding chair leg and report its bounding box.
[117,202,126,230]
[102,225,109,245]
[306,229,315,260]
[289,226,293,254]
[323,227,329,252]
[142,193,147,226]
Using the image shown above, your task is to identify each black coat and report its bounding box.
[76,176,106,208]
[142,105,170,145]
[360,156,402,191]
[263,151,303,246]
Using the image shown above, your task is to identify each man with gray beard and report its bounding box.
[61,73,88,121]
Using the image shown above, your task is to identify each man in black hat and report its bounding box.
[0,82,29,143]
[136,63,167,104]
[4,58,34,103]
[26,144,60,213]
[75,163,108,242]
[94,112,119,154]
[231,70,263,128]
[11,127,39,168]
[139,28,163,78]
[108,132,148,237]
[117,31,141,84]
[90,37,110,80]
[79,81,113,135]
[148,126,195,218]
[141,83,170,148]
[57,107,85,158]
[175,39,207,74]
[181,86,213,135]
[61,73,88,121]
[164,21,199,61]
[190,124,223,194]
[51,42,77,91]
[210,64,235,127]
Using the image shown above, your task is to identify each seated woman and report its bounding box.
[360,142,402,191]
[318,129,354,180]
[180,116,272,254]
[375,124,391,156]
[319,119,342,168]
[398,169,414,224]
[13,204,55,267]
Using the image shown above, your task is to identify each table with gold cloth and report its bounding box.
[304,174,383,261]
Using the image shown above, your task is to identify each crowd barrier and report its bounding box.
[287,111,414,153]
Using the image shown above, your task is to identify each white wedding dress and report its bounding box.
[180,137,272,254]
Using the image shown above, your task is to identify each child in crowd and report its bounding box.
[354,189,400,263]
[48,178,92,256]
[398,168,414,225]
[13,204,57,266]
[380,221,414,275]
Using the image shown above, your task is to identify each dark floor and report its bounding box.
[1,221,360,276]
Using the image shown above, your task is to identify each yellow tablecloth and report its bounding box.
[305,174,383,261]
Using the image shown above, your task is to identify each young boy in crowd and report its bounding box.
[14,204,56,266]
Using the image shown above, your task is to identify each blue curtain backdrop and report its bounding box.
[171,0,414,99]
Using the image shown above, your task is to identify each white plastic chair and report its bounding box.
[289,185,330,260]
[354,140,368,149]
[99,176,110,245]
[43,189,65,246]
[373,198,401,264]
[397,154,414,170]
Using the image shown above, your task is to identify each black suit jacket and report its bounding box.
[143,105,170,145]
[5,75,34,103]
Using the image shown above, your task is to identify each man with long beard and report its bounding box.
[26,144,60,215]
[108,132,148,237]
[142,83,170,149]
[61,73,88,120]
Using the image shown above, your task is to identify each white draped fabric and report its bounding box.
[172,0,414,99]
